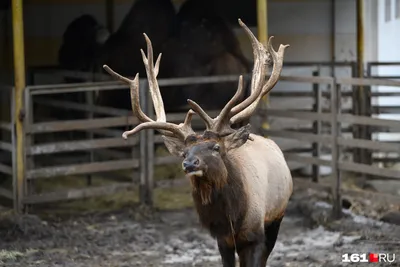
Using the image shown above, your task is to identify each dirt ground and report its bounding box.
[0,183,399,267]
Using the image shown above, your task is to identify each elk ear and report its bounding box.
[224,124,251,151]
[162,136,186,157]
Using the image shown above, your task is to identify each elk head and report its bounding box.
[103,19,289,192]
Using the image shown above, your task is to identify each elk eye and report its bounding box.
[180,151,187,158]
[213,144,220,152]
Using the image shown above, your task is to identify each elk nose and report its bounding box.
[182,157,200,172]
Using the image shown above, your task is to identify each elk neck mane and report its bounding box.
[189,138,248,238]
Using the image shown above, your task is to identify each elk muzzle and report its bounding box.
[182,156,203,177]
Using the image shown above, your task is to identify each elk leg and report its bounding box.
[217,239,236,267]
[264,216,283,260]
[237,237,267,267]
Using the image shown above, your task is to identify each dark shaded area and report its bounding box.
[0,0,10,11]
[380,211,400,226]
[57,0,251,115]
[58,14,106,73]
[341,198,352,209]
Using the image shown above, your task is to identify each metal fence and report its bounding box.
[366,62,400,166]
[2,71,400,216]
[0,85,14,203]
[21,75,246,209]
[264,75,400,216]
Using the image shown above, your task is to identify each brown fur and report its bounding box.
[178,129,293,252]
[184,133,249,239]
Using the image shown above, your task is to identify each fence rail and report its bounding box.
[0,85,14,201]
[1,70,400,216]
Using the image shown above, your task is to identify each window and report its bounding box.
[396,0,400,18]
[385,0,391,22]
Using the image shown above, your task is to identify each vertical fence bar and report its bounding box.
[312,70,321,182]
[364,62,373,171]
[145,82,154,207]
[351,62,360,164]
[11,86,17,210]
[331,80,342,218]
[138,80,148,205]
[86,90,94,186]
[356,0,366,174]
[23,86,33,212]
[11,0,27,213]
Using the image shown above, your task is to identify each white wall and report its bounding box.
[374,0,400,142]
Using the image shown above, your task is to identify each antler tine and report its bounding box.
[228,20,273,117]
[188,19,288,134]
[190,19,270,133]
[103,65,152,123]
[230,38,289,125]
[122,121,186,140]
[121,108,196,140]
[179,109,196,136]
[187,99,213,129]
[213,75,244,133]
[104,34,197,142]
[140,33,166,122]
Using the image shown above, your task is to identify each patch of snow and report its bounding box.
[314,201,384,226]
[342,209,383,226]
[163,238,220,264]
[272,225,360,260]
[341,235,361,244]
[276,226,340,251]
[315,201,332,209]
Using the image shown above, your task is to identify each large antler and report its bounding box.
[103,33,195,141]
[187,19,289,136]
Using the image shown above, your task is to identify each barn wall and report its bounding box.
[237,0,356,77]
[1,0,357,69]
[0,0,360,122]
[0,0,361,84]
[0,0,186,74]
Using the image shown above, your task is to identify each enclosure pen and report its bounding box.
[0,0,400,265]
[0,0,398,226]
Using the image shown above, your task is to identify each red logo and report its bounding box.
[369,253,379,263]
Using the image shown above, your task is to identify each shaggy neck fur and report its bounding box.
[190,155,248,238]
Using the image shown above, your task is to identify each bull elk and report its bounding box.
[103,19,292,267]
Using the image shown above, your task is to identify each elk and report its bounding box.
[103,19,292,266]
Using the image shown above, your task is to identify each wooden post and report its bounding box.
[86,90,94,186]
[23,85,34,212]
[357,0,368,173]
[312,70,321,182]
[331,82,342,219]
[145,83,154,207]
[138,81,148,205]
[11,0,26,213]
[365,63,372,166]
[137,80,153,206]
[257,0,268,45]
[351,62,360,164]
